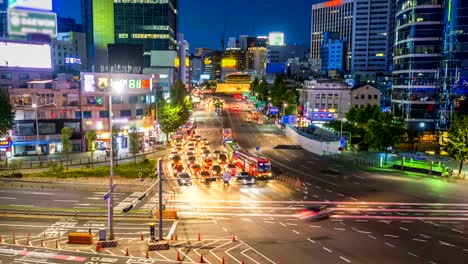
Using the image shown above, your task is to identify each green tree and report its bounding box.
[170,79,187,106]
[365,113,405,164]
[258,77,268,99]
[0,88,15,136]
[270,75,287,107]
[447,114,468,174]
[251,77,259,94]
[159,104,182,142]
[61,127,73,170]
[85,131,97,170]
[112,125,119,164]
[128,126,141,164]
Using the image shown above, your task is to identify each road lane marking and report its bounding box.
[451,229,463,233]
[399,227,408,231]
[307,238,316,243]
[165,220,179,240]
[334,228,346,231]
[310,225,321,228]
[385,243,396,248]
[0,197,16,200]
[338,193,345,197]
[53,200,79,203]
[241,248,261,264]
[408,252,418,258]
[384,234,398,238]
[439,240,455,247]
[419,234,431,239]
[352,227,371,234]
[413,238,426,242]
[340,256,351,263]
[279,223,287,227]
[322,247,332,253]
[368,235,377,239]
[222,227,228,232]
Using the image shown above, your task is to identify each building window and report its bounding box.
[16,123,34,136]
[315,94,320,99]
[14,96,32,106]
[83,111,92,118]
[24,111,35,120]
[321,94,326,99]
[64,122,80,132]
[374,95,378,99]
[368,95,372,99]
[112,96,124,104]
[19,73,30,80]
[75,111,82,119]
[128,96,138,104]
[0,72,12,79]
[99,111,109,118]
[120,110,131,117]
[361,95,365,99]
[38,123,56,134]
[136,109,143,116]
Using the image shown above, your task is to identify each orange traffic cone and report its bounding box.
[96,242,102,251]
[145,250,149,258]
[0,234,2,243]
[241,260,245,264]
[125,248,129,256]
[140,233,144,241]
[174,234,178,241]
[199,254,205,263]
[197,232,201,241]
[221,256,226,264]
[176,251,181,261]
[232,234,236,242]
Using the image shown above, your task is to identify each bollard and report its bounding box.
[55,240,59,249]
[12,232,15,244]
[140,233,144,241]
[221,256,225,264]
[174,234,177,241]
[199,254,205,263]
[41,240,44,247]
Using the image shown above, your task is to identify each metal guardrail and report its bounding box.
[323,152,379,167]
[0,207,154,218]
[288,125,339,142]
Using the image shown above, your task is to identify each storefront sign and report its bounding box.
[8,9,57,37]
[82,73,151,93]
[0,137,11,148]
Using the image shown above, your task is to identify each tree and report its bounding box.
[85,131,97,170]
[61,127,73,170]
[270,75,287,107]
[128,126,141,164]
[447,114,468,174]
[258,77,268,99]
[251,77,259,94]
[365,113,405,164]
[170,79,187,106]
[159,104,182,142]
[0,88,15,136]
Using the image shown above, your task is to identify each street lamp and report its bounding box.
[107,81,124,241]
[282,103,288,116]
[31,102,55,160]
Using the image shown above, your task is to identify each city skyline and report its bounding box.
[54,0,321,51]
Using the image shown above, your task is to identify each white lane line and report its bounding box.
[451,229,463,234]
[439,240,455,247]
[241,248,261,264]
[413,238,426,242]
[310,225,322,228]
[335,164,345,168]
[264,221,275,224]
[325,189,333,193]
[385,242,396,248]
[322,247,332,253]
[286,223,297,226]
[53,200,79,203]
[104,249,116,256]
[463,249,468,252]
[368,235,377,240]
[354,175,365,180]
[419,234,431,239]
[279,223,287,227]
[307,238,316,244]
[334,228,346,231]
[165,220,179,240]
[292,230,300,235]
[0,197,16,200]
[399,227,409,231]
[408,252,418,258]
[209,241,232,261]
[338,193,345,197]
[222,227,228,232]
[154,251,171,261]
[384,234,399,238]
[340,256,351,263]
[349,197,358,201]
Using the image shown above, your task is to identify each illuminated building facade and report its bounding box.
[311,0,354,72]
[82,0,178,68]
[0,0,7,38]
[248,47,268,78]
[52,32,87,72]
[391,0,444,131]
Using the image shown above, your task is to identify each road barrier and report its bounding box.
[68,233,93,245]
[97,240,118,248]
[154,209,178,219]
[148,241,169,251]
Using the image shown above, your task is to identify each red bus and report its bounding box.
[234,151,272,178]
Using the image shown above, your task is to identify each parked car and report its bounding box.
[202,149,211,158]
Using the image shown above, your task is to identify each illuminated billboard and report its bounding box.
[269,32,284,46]
[222,58,237,68]
[0,41,51,68]
[8,8,57,37]
[8,0,52,11]
[81,72,151,93]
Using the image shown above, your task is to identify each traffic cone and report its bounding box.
[145,250,149,258]
[199,254,205,263]
[176,251,181,261]
[125,248,129,256]
[221,256,225,264]
[197,232,201,241]
[171,234,174,240]
[232,234,236,242]
[241,259,244,264]
[0,234,2,243]
[140,233,144,241]
[96,242,102,251]
[174,234,177,241]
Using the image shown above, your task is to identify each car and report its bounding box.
[190,164,201,176]
[198,170,216,184]
[187,143,195,148]
[201,138,209,145]
[200,146,208,151]
[201,149,211,158]
[169,150,179,159]
[186,155,197,164]
[173,164,184,175]
[294,205,333,221]
[236,171,255,185]
[187,147,196,153]
[175,143,183,151]
[195,135,202,142]
[225,163,237,176]
[217,153,228,164]
[170,155,181,165]
[203,158,213,169]
[177,173,192,186]
[189,137,197,143]
[210,165,223,177]
[213,150,221,158]
[186,150,195,157]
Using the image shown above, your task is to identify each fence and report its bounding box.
[289,125,339,142]
[322,152,379,167]
[0,147,168,171]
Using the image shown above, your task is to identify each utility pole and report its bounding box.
[158,158,163,240]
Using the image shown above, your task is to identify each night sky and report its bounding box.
[54,0,322,51]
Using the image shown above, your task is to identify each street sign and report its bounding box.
[281,115,297,125]
[269,107,279,115]
[255,146,260,151]
[242,92,250,97]
[103,192,110,201]
[250,96,257,102]
[340,137,346,148]
[8,9,57,37]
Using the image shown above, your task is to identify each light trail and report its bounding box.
[331,215,468,221]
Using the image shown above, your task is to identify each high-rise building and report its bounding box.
[311,0,354,72]
[52,32,87,72]
[438,0,468,129]
[227,37,237,49]
[82,0,178,69]
[391,0,444,131]
[248,47,268,77]
[0,0,7,38]
[268,45,309,64]
[239,35,248,50]
[320,32,346,75]
[351,0,394,80]
[57,17,83,33]
[178,33,190,85]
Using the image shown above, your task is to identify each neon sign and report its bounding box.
[0,137,11,148]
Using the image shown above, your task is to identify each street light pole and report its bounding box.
[33,105,41,161]
[108,93,114,240]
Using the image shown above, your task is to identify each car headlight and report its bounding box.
[180,180,186,183]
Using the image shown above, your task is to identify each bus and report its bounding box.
[225,142,243,161]
[171,133,183,146]
[234,151,272,179]
[222,128,234,145]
